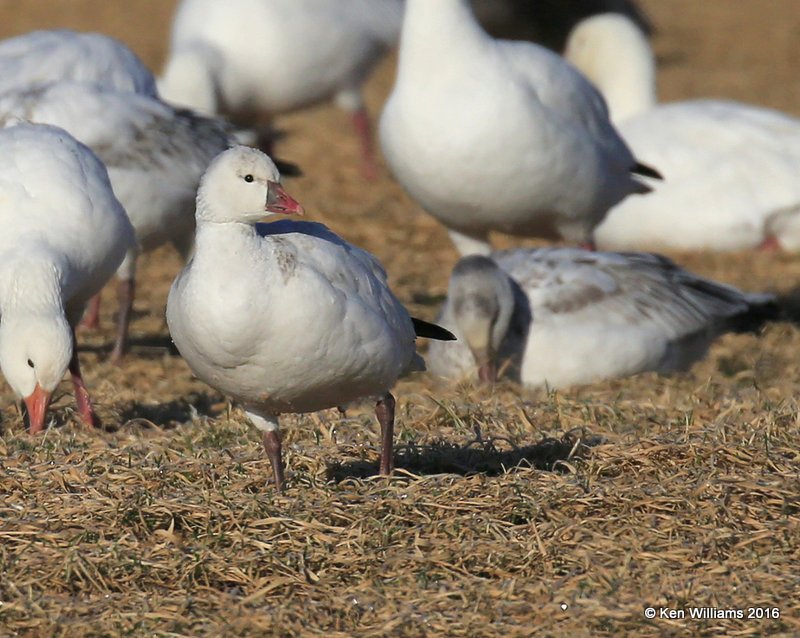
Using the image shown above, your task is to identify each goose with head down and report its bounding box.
[428,249,777,388]
[0,122,135,432]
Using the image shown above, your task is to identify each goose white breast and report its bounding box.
[0,123,134,432]
[379,0,655,256]
[166,146,451,490]
[159,0,404,176]
[428,249,776,389]
[565,13,800,251]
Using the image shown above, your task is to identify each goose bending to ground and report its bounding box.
[379,0,659,257]
[428,250,777,388]
[565,13,800,251]
[0,123,134,432]
[159,0,403,178]
[167,146,454,490]
[0,29,157,97]
[0,81,295,362]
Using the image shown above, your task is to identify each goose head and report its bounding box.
[564,13,656,123]
[0,314,72,433]
[196,146,304,224]
[447,255,514,383]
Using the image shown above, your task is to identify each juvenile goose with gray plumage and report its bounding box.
[428,250,777,388]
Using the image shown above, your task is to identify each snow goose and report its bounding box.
[565,13,800,251]
[166,146,454,490]
[428,250,776,388]
[0,29,157,97]
[0,123,135,432]
[0,81,242,362]
[379,0,659,256]
[159,0,404,177]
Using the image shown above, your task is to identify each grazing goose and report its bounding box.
[0,29,157,97]
[167,146,454,490]
[428,250,776,388]
[0,123,135,432]
[0,81,241,362]
[379,0,658,256]
[565,13,800,251]
[159,0,404,177]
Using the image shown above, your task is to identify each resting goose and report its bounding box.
[379,0,658,256]
[166,146,453,490]
[565,13,800,251]
[428,250,776,388]
[159,0,404,177]
[0,123,134,432]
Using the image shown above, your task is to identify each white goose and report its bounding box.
[565,13,800,251]
[0,29,157,97]
[428,250,776,388]
[167,146,453,490]
[0,81,237,362]
[159,0,404,177]
[379,0,658,256]
[0,123,135,432]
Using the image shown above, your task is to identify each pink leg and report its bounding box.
[262,430,285,491]
[69,335,100,429]
[375,393,395,476]
[110,279,135,365]
[759,236,781,251]
[352,107,378,181]
[79,293,102,330]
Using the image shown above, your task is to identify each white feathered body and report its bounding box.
[380,1,644,244]
[0,123,134,320]
[167,220,419,414]
[595,100,800,251]
[0,82,231,254]
[429,248,769,389]
[161,0,403,115]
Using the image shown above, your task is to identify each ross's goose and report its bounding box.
[159,0,404,177]
[0,123,135,432]
[0,81,240,362]
[0,29,157,97]
[379,0,659,257]
[166,146,454,490]
[428,250,776,388]
[565,13,800,251]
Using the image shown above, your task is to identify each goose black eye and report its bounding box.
[27,359,34,368]
[244,174,254,183]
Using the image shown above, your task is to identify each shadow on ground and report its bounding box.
[327,433,603,482]
[117,392,225,430]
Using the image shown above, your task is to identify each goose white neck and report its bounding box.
[0,255,64,318]
[564,14,657,123]
[399,0,488,74]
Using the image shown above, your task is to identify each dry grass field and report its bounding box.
[1,1,799,636]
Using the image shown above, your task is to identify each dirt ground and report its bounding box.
[0,1,799,636]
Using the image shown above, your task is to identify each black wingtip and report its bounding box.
[412,317,456,341]
[631,161,663,181]
[274,158,303,178]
